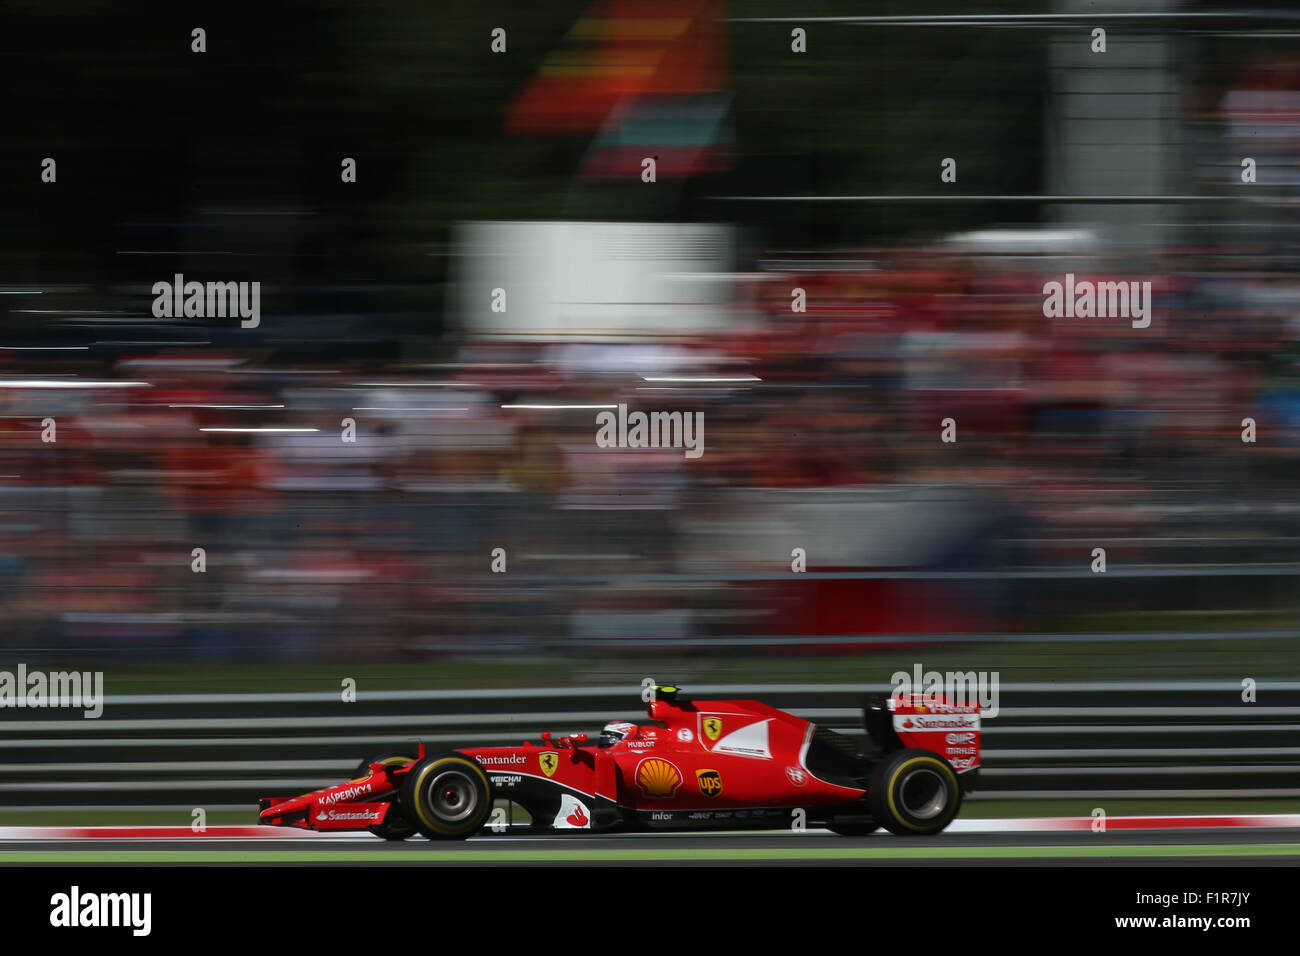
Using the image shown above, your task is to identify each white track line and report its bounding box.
[1,814,1298,841]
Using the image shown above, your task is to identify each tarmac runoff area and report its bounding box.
[0,815,1298,864]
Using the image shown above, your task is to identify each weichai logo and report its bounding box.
[696,769,722,798]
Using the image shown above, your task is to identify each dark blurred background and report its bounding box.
[0,0,1298,680]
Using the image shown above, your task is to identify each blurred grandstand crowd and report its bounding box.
[3,247,1299,662]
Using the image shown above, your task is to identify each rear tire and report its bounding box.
[401,753,493,840]
[353,751,419,841]
[867,749,961,835]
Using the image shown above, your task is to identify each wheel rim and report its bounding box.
[898,767,949,820]
[427,770,478,823]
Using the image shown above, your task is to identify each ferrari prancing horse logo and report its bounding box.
[703,717,722,741]
[539,751,559,777]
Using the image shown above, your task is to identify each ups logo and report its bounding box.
[696,769,723,798]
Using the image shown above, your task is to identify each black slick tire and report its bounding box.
[400,753,493,840]
[867,748,961,835]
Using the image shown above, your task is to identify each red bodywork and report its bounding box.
[258,753,423,831]
[259,690,980,835]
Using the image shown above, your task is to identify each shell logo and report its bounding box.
[635,757,682,797]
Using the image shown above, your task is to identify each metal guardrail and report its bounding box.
[2,682,1297,805]
[506,565,1300,582]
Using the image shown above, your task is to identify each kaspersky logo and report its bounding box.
[539,752,560,777]
[320,781,373,805]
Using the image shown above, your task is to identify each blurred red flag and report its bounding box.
[507,0,728,135]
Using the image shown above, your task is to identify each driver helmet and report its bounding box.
[599,720,638,747]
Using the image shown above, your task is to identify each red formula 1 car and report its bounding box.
[258,685,980,839]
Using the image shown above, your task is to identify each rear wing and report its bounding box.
[865,693,980,774]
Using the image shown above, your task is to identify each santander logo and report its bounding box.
[319,809,380,822]
[554,794,592,829]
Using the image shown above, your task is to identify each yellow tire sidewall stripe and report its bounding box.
[410,758,490,835]
[884,755,958,832]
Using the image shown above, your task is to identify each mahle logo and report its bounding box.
[696,769,723,798]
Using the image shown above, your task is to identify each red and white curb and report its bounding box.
[0,814,1297,840]
[0,826,348,841]
[948,814,1300,833]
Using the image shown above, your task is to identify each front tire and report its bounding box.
[352,751,419,840]
[867,749,961,835]
[401,754,493,840]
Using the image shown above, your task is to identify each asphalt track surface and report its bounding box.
[3,827,1299,865]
